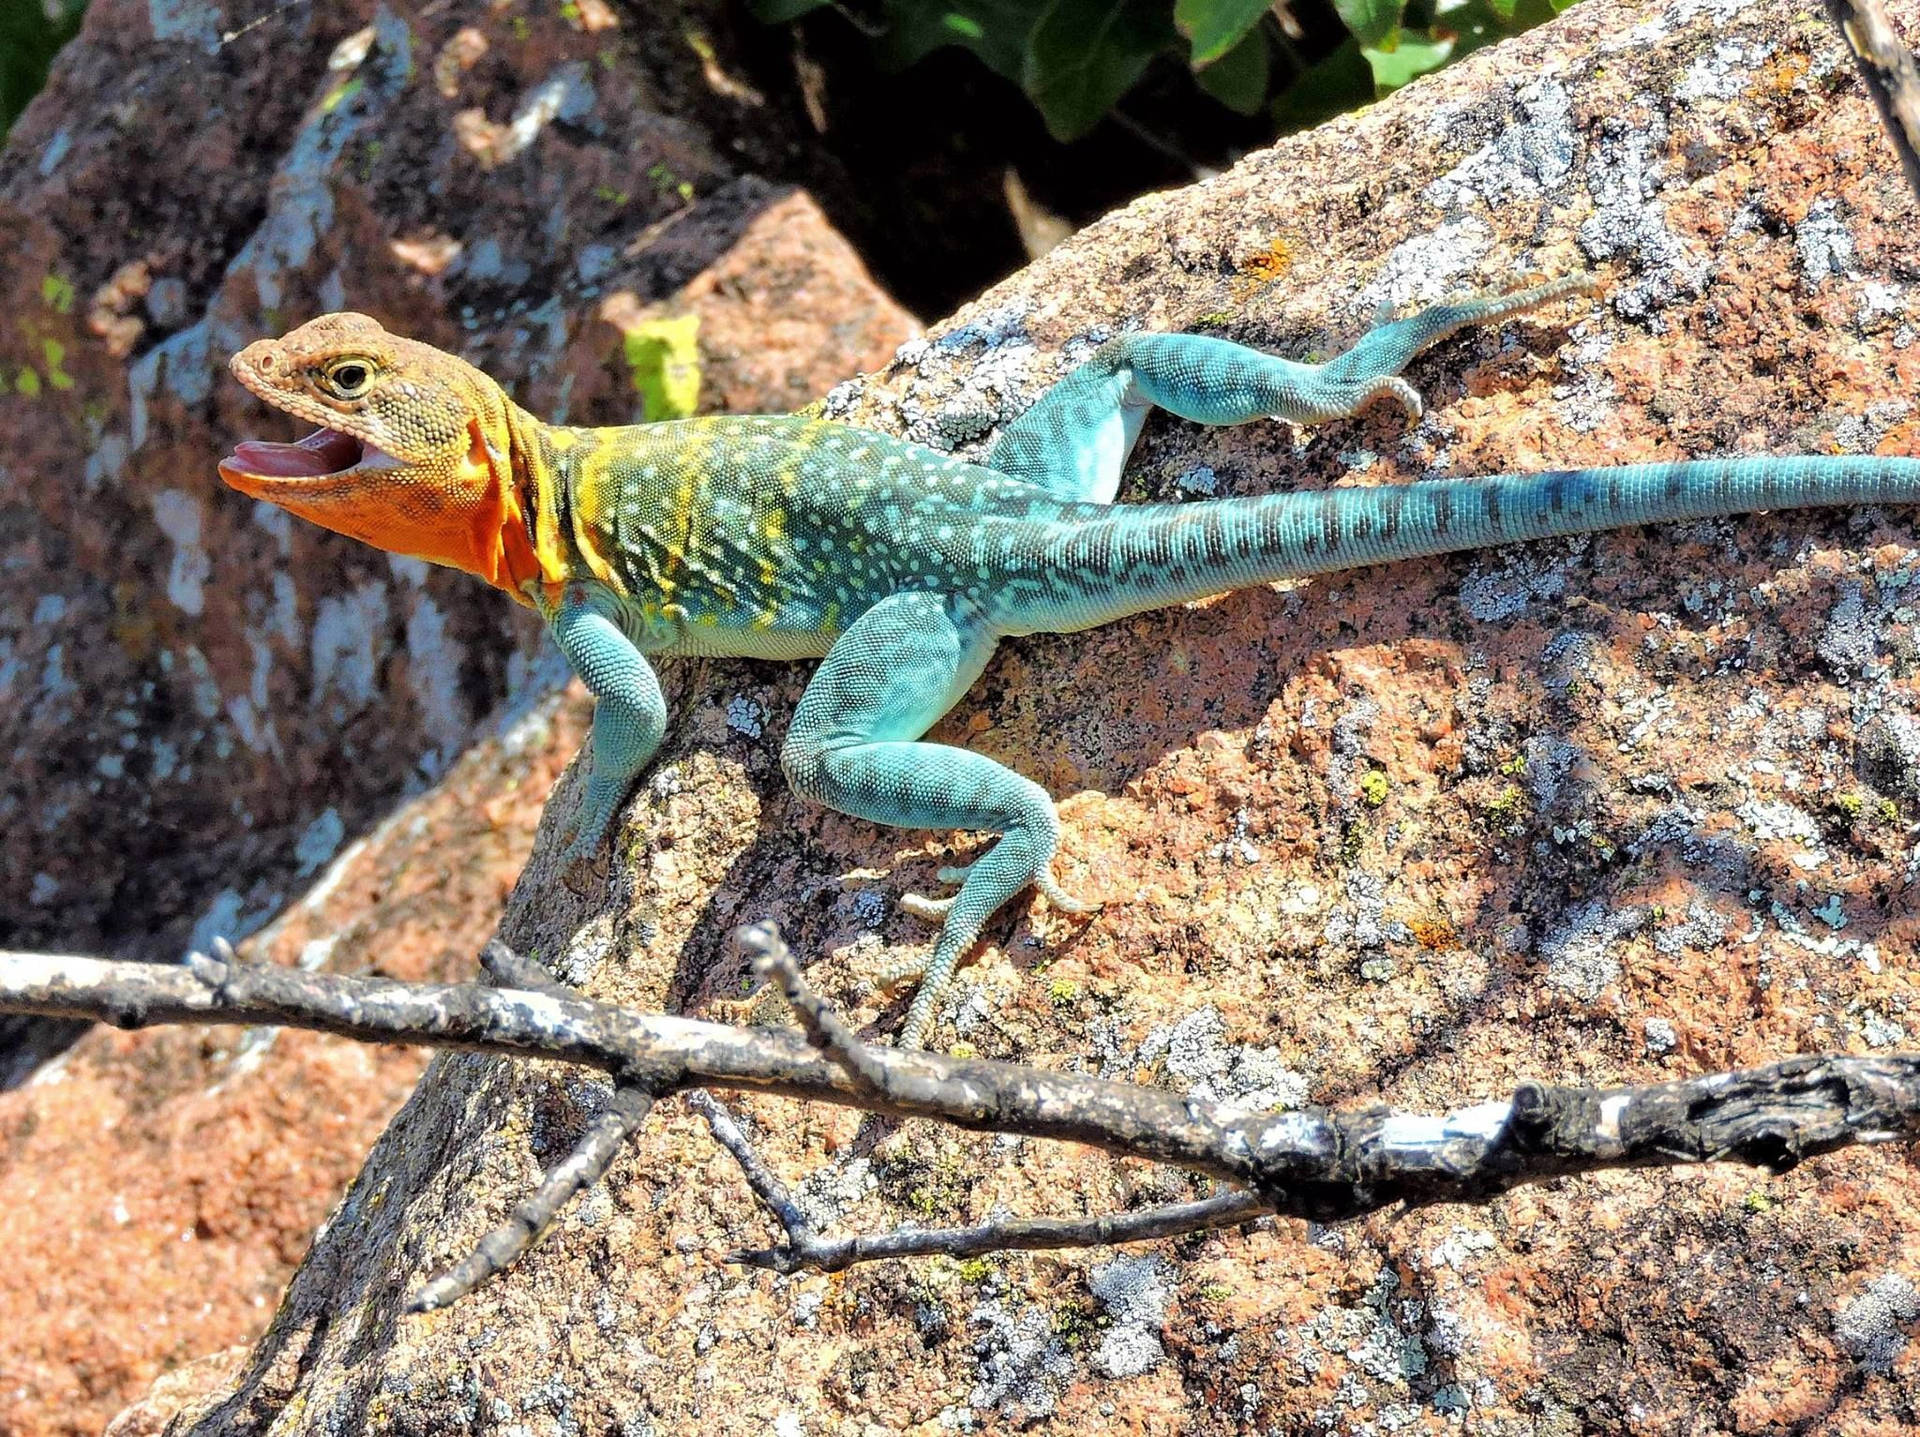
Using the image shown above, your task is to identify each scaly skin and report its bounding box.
[221,282,1920,1048]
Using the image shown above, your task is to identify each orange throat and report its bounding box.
[219,422,568,605]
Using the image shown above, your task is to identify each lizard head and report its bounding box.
[220,311,550,595]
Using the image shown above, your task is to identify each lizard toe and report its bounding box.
[1374,375,1423,419]
[900,891,958,922]
[1036,868,1097,914]
[875,951,929,987]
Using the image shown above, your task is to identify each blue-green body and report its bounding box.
[542,277,1920,1047]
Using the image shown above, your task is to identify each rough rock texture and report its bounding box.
[82,0,1920,1431]
[0,683,590,1436]
[0,0,914,983]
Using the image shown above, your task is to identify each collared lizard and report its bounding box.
[220,276,1920,1048]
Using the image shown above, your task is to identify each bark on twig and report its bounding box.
[4,941,1919,1294]
[1825,0,1920,205]
[724,1189,1269,1274]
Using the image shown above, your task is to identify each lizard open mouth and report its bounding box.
[220,427,403,485]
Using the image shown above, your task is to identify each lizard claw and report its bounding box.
[900,862,974,922]
[1368,375,1424,420]
[1036,868,1098,915]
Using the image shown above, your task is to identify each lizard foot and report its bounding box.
[900,862,1097,923]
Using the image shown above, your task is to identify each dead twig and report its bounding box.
[1825,0,1920,205]
[5,937,1919,1301]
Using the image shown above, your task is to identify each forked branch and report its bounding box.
[3,935,1919,1302]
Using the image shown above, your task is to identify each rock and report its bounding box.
[0,0,914,981]
[0,684,590,1437]
[68,0,1920,1431]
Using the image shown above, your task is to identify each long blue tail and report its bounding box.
[1018,457,1920,632]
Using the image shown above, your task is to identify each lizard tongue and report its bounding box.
[227,428,364,478]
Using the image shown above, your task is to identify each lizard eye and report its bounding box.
[324,359,374,398]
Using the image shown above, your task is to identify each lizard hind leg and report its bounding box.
[983,272,1591,498]
[1314,271,1595,419]
[781,591,1075,1050]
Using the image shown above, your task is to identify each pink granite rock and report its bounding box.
[64,0,1920,1431]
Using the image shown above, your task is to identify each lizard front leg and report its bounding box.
[551,591,668,867]
[780,590,1087,1050]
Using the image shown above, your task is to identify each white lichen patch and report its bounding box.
[295,808,347,876]
[967,1298,1074,1420]
[225,632,282,756]
[1459,541,1586,622]
[792,1154,876,1230]
[1423,80,1576,213]
[1139,1006,1309,1114]
[1578,107,1710,324]
[892,309,1045,455]
[310,581,391,712]
[1674,37,1775,105]
[1796,198,1857,288]
[1541,900,1646,1001]
[405,592,470,766]
[184,886,253,960]
[1643,1015,1678,1053]
[252,500,294,555]
[1355,216,1495,315]
[150,489,211,617]
[1177,464,1218,497]
[1087,1257,1170,1379]
[1737,798,1827,868]
[1427,1227,1498,1272]
[1835,1272,1919,1372]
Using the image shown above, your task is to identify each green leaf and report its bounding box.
[1194,25,1269,114]
[1174,0,1270,66]
[882,0,1040,83]
[746,0,833,22]
[1486,0,1518,20]
[1330,0,1403,48]
[1,0,85,140]
[621,315,703,421]
[1024,0,1177,141]
[1269,37,1374,134]
[1362,31,1453,92]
